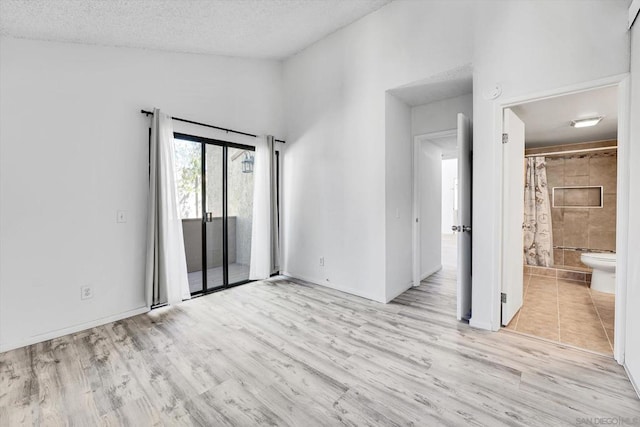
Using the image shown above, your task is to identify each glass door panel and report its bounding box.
[174,138,203,294]
[227,147,254,284]
[205,144,224,290]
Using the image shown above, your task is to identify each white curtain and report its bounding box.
[145,109,191,306]
[523,156,554,267]
[249,135,279,279]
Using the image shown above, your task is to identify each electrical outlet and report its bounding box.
[81,286,93,300]
[319,257,325,267]
[117,210,127,223]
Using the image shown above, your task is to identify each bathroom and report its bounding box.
[504,86,618,355]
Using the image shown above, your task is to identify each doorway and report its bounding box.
[413,114,472,321]
[173,133,256,296]
[499,77,629,361]
[441,158,458,268]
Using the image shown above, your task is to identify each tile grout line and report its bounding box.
[556,273,561,342]
[514,272,531,331]
[588,288,614,353]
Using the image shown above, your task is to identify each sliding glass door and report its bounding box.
[204,144,224,291]
[227,147,254,284]
[174,133,255,296]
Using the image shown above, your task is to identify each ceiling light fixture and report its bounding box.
[570,116,604,128]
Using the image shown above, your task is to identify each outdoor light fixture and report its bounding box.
[570,116,604,128]
[241,152,254,173]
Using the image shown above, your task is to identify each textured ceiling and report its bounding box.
[388,65,473,107]
[512,85,618,148]
[0,0,393,59]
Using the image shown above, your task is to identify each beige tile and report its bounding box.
[588,227,616,252]
[505,309,521,330]
[561,331,612,355]
[552,222,564,248]
[591,290,615,331]
[588,195,616,251]
[551,206,564,224]
[528,275,557,286]
[517,312,560,341]
[552,190,564,208]
[529,266,556,278]
[557,278,589,290]
[513,265,615,356]
[564,156,590,177]
[605,328,615,346]
[563,211,589,248]
[589,155,617,195]
[563,250,587,269]
[564,176,590,187]
[587,188,603,207]
[546,159,564,187]
[553,250,564,267]
[557,270,586,282]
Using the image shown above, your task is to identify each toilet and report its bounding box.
[580,252,616,294]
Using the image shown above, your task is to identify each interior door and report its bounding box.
[456,113,472,321]
[501,108,525,326]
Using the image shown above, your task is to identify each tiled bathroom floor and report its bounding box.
[505,273,615,355]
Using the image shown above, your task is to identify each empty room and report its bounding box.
[1,0,640,425]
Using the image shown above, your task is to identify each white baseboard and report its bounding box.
[280,271,384,303]
[421,265,443,281]
[624,364,640,399]
[0,306,149,353]
[469,317,493,331]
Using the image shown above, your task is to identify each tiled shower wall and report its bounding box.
[545,150,617,269]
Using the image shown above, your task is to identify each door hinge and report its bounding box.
[502,133,509,144]
[501,293,507,303]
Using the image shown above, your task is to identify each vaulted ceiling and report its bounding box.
[0,0,393,59]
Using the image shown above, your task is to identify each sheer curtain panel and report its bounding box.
[250,135,280,279]
[145,109,191,306]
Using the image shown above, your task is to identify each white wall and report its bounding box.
[0,37,283,351]
[469,0,630,330]
[385,93,413,301]
[412,93,473,136]
[420,143,443,278]
[282,0,629,320]
[441,159,458,235]
[625,13,640,395]
[282,0,474,302]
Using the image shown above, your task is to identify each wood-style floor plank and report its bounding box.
[1,268,638,426]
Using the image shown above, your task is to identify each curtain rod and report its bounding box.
[525,146,616,158]
[140,109,285,144]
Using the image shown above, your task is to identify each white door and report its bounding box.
[456,113,472,321]
[501,108,525,326]
[413,141,421,287]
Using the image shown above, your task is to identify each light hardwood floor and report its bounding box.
[1,269,638,426]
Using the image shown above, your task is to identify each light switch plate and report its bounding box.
[117,210,127,223]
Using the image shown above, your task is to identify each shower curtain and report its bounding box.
[523,156,554,267]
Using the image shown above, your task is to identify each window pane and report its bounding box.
[227,147,254,284]
[174,138,203,293]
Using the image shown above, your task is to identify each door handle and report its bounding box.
[206,212,213,222]
[462,225,471,232]
[452,225,461,232]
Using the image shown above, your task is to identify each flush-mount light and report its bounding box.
[570,116,604,128]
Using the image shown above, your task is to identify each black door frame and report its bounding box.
[174,132,256,297]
